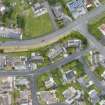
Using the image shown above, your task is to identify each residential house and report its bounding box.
[67,0,87,19]
[32,2,48,17]
[28,53,44,63]
[0,27,22,39]
[66,39,81,48]
[63,70,76,83]
[45,77,57,89]
[48,44,64,60]
[90,51,105,67]
[63,87,82,104]
[52,5,63,21]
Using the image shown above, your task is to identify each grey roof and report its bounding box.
[65,70,75,80]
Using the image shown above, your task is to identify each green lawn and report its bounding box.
[88,14,105,40]
[23,13,53,39]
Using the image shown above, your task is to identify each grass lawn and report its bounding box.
[88,14,105,40]
[94,65,105,80]
[23,13,53,39]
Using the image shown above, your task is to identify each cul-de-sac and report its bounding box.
[0,0,105,105]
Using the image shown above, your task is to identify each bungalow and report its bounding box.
[28,53,44,63]
[63,70,76,83]
[52,5,64,21]
[66,39,81,48]
[32,3,48,17]
[0,27,22,39]
[48,44,64,60]
[44,77,57,89]
[90,51,105,66]
[63,87,82,104]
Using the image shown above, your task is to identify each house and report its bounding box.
[32,3,48,17]
[98,24,105,36]
[63,87,82,104]
[67,0,87,19]
[45,77,57,89]
[90,51,105,66]
[0,27,22,39]
[48,44,64,60]
[66,39,81,48]
[63,87,77,99]
[28,53,44,63]
[37,90,58,105]
[63,70,76,83]
[88,89,100,104]
[52,5,63,20]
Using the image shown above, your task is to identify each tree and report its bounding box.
[17,15,25,29]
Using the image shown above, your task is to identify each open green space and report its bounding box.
[2,0,53,39]
[88,14,105,40]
